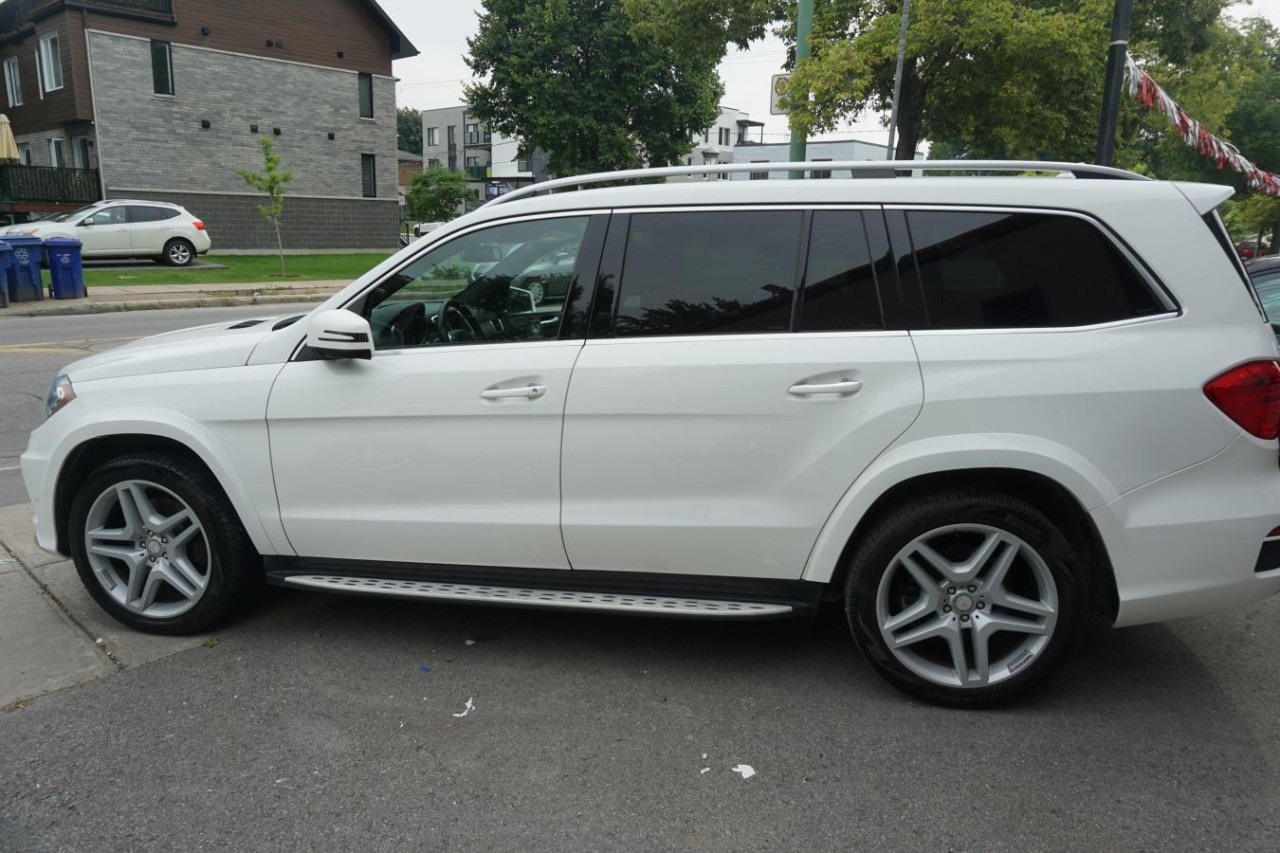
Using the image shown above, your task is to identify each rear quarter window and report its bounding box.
[906,210,1165,329]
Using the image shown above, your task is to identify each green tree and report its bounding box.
[406,166,471,223]
[465,0,723,176]
[398,107,423,155]
[236,137,295,277]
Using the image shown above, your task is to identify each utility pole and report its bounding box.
[1095,0,1135,166]
[885,0,911,161]
[788,0,814,179]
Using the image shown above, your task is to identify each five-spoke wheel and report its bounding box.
[847,491,1079,707]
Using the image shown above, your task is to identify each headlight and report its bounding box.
[45,375,76,419]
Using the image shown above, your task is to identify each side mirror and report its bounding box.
[77,219,93,227]
[306,309,373,360]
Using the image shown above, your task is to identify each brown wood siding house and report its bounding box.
[0,0,417,248]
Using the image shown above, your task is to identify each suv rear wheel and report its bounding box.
[163,238,195,267]
[69,452,259,635]
[846,490,1079,707]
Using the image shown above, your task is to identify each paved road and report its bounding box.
[0,305,300,506]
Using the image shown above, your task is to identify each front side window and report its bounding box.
[82,206,126,226]
[359,216,589,350]
[151,41,173,95]
[4,57,21,107]
[612,210,802,337]
[361,153,376,197]
[906,210,1164,329]
[358,73,373,118]
[38,34,62,93]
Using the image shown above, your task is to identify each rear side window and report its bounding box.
[613,211,801,337]
[798,210,886,332]
[907,210,1164,329]
[128,206,178,223]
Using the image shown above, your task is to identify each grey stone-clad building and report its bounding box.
[0,0,417,248]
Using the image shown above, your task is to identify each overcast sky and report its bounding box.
[380,0,1280,148]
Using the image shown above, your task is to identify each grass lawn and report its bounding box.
[82,253,394,288]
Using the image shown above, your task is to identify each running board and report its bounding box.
[281,574,794,618]
[263,557,819,620]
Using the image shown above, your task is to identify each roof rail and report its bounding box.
[488,160,1150,207]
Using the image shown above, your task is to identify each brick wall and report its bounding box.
[110,190,400,250]
[87,30,398,204]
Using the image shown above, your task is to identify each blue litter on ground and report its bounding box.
[419,666,431,674]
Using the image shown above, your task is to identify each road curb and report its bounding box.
[0,291,337,318]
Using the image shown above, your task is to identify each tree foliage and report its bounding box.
[236,137,295,277]
[406,166,471,223]
[398,107,423,156]
[465,0,723,176]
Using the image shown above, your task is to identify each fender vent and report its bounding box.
[227,319,266,329]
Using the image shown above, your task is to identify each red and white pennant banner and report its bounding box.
[1126,54,1280,196]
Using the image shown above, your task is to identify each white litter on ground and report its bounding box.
[465,639,476,646]
[452,697,475,718]
[731,764,756,779]
[700,768,711,775]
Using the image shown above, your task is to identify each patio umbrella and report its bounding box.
[0,115,17,162]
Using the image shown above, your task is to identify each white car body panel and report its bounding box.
[267,340,582,569]
[561,333,923,578]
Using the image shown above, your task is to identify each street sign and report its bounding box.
[770,74,790,115]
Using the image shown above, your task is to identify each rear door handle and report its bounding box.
[481,384,547,400]
[788,379,863,397]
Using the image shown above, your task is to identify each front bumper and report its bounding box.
[19,402,89,556]
[1098,432,1280,627]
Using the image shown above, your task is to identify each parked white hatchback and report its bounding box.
[18,199,211,266]
[21,161,1280,706]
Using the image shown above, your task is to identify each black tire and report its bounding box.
[845,490,1080,708]
[162,238,195,267]
[69,451,261,635]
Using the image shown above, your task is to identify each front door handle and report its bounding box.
[481,384,547,400]
[788,379,863,397]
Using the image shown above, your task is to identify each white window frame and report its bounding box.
[4,57,21,107]
[38,34,63,95]
[426,127,439,147]
[48,137,65,168]
[18,142,31,165]
[71,136,89,169]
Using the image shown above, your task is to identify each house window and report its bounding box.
[4,57,21,107]
[48,137,65,167]
[750,160,768,180]
[72,136,90,169]
[426,127,439,147]
[361,153,376,197]
[427,157,440,167]
[151,41,173,96]
[811,159,832,179]
[718,127,730,146]
[38,34,62,94]
[465,122,480,144]
[18,143,30,165]
[358,73,374,119]
[447,125,456,145]
[517,159,529,172]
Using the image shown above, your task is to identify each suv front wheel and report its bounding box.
[846,490,1080,707]
[69,452,259,635]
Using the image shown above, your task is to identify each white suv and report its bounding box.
[17,199,211,266]
[20,161,1280,706]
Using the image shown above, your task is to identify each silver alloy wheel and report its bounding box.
[167,241,192,265]
[83,479,211,619]
[525,280,545,305]
[875,523,1059,689]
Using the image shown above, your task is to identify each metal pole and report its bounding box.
[788,0,814,179]
[885,0,911,161]
[1095,0,1135,166]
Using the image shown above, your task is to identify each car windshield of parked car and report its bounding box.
[359,216,589,350]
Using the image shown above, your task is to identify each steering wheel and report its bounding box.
[438,298,485,342]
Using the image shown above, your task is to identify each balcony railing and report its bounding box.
[0,165,102,205]
[465,165,487,180]
[465,132,492,146]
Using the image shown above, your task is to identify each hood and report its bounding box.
[65,315,290,382]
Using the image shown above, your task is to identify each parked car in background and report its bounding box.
[16,200,210,266]
[1236,238,1270,260]
[1247,255,1280,329]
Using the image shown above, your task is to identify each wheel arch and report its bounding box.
[54,429,280,559]
[803,440,1120,622]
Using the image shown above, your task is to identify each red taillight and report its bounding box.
[192,219,206,231]
[1204,360,1280,440]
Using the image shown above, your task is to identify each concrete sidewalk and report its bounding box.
[0,279,348,318]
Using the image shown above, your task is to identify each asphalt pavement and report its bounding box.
[2,305,1280,850]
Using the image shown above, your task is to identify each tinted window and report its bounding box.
[798,211,885,332]
[360,216,589,350]
[361,154,376,198]
[83,207,125,226]
[128,206,178,223]
[151,40,173,96]
[613,211,801,337]
[1252,271,1280,322]
[907,211,1163,329]
[358,73,374,119]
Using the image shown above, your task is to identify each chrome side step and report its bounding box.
[281,574,794,618]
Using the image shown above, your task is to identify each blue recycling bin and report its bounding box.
[44,237,85,299]
[0,253,8,309]
[0,235,44,302]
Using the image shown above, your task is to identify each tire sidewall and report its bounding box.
[164,239,194,266]
[846,493,1080,706]
[69,458,238,634]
